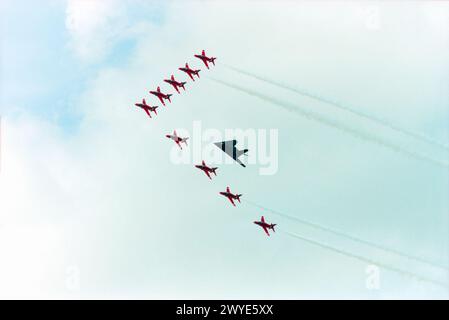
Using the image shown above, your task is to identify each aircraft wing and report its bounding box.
[262,226,270,236]
[235,158,246,168]
[228,197,235,207]
[144,109,151,118]
[187,72,195,81]
[214,140,246,167]
[158,96,165,105]
[203,59,209,69]
[205,170,211,180]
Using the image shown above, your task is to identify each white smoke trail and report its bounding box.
[208,77,449,168]
[282,230,448,289]
[245,199,448,271]
[221,63,449,150]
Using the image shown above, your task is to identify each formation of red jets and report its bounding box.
[132,50,277,237]
[134,49,216,115]
[194,158,276,236]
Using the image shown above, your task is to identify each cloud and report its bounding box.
[1,0,448,298]
[65,0,129,62]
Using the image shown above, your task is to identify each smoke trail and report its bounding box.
[245,199,449,271]
[208,77,449,168]
[282,230,448,289]
[221,63,449,150]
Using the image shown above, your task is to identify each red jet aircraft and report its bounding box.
[149,86,172,106]
[179,63,200,81]
[195,160,218,180]
[134,99,158,118]
[164,75,186,94]
[166,130,189,150]
[254,216,277,237]
[194,50,216,69]
[219,187,242,207]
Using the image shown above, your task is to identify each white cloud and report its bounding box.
[1,1,448,298]
[0,222,66,299]
[65,0,129,62]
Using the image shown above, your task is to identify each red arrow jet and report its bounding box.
[219,187,242,207]
[166,130,189,150]
[195,160,218,180]
[254,216,277,237]
[164,75,186,94]
[149,86,172,106]
[179,63,200,81]
[194,50,216,69]
[134,99,158,118]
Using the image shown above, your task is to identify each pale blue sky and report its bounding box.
[0,0,448,298]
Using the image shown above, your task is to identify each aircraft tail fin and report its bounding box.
[271,224,277,232]
[180,82,186,90]
[235,149,249,158]
[183,137,189,146]
[211,57,216,65]
[236,194,242,203]
[212,167,218,176]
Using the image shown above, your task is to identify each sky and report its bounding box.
[0,0,448,299]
